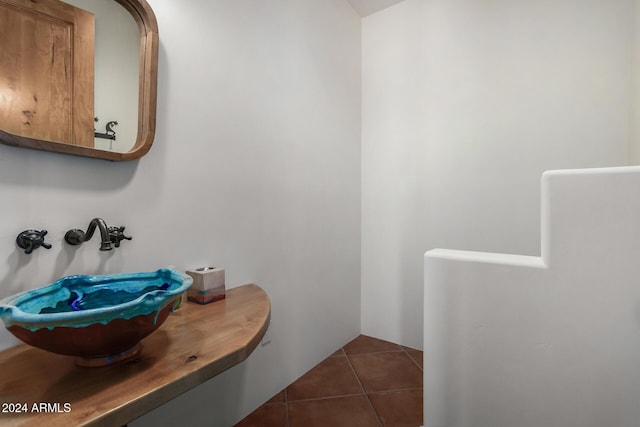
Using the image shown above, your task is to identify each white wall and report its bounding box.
[361,0,633,349]
[0,0,361,425]
[424,166,640,427]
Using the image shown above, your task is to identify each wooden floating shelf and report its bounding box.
[0,284,271,427]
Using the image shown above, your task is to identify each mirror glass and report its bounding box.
[65,0,139,153]
[0,0,157,161]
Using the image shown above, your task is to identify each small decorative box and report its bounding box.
[186,267,226,304]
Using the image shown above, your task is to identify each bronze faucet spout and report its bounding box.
[64,218,113,251]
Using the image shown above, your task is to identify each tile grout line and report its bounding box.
[343,348,366,396]
[287,392,368,403]
[367,386,424,395]
[345,349,404,356]
[285,387,290,427]
[286,386,424,403]
[402,347,424,372]
[344,348,384,427]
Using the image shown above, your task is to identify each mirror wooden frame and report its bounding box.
[0,0,158,161]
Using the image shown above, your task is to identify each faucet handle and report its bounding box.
[16,229,52,254]
[109,226,132,248]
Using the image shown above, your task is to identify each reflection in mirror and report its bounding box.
[0,0,95,146]
[0,0,158,161]
[65,0,139,153]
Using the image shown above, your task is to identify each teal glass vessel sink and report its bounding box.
[0,268,192,367]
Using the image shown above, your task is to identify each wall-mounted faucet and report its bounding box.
[65,218,131,251]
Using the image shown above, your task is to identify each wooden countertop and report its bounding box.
[0,284,271,427]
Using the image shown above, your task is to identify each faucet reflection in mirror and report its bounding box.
[94,117,119,141]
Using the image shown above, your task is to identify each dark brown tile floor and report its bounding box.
[235,335,423,427]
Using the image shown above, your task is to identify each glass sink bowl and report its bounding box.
[0,269,192,367]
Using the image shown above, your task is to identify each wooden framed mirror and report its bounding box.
[0,0,158,161]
